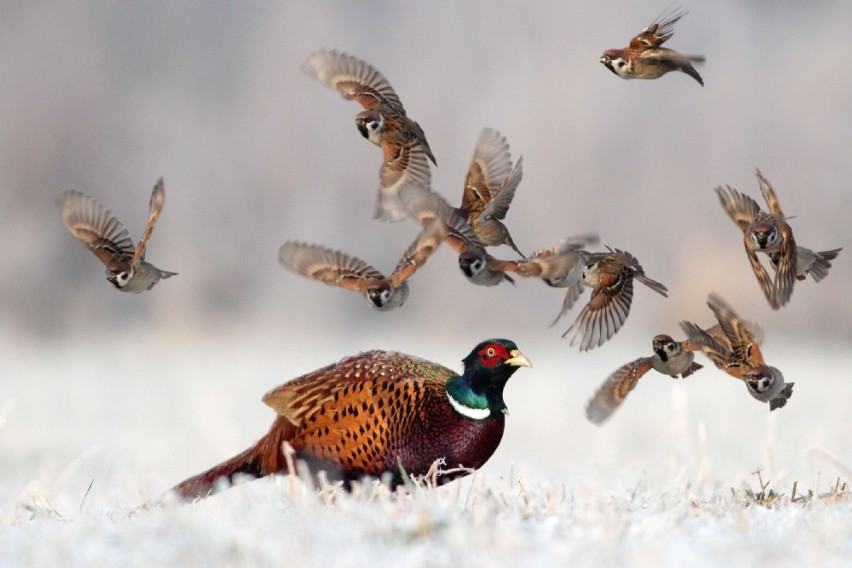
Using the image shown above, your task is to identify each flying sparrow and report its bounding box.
[562,246,668,351]
[301,49,435,222]
[459,128,525,256]
[585,332,707,424]
[680,293,793,410]
[716,169,842,309]
[600,8,705,86]
[57,178,177,293]
[524,233,602,325]
[398,183,515,286]
[277,218,446,311]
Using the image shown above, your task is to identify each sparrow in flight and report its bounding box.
[459,128,525,256]
[585,332,708,424]
[680,293,793,411]
[600,8,705,86]
[525,233,602,326]
[562,246,668,351]
[716,169,842,309]
[277,218,446,311]
[58,178,177,293]
[301,48,436,222]
[398,184,515,286]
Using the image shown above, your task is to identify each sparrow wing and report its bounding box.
[770,226,797,308]
[57,190,136,268]
[629,8,687,49]
[277,241,382,293]
[679,320,736,372]
[132,178,165,263]
[705,293,765,366]
[480,156,523,222]
[715,185,762,234]
[638,49,705,66]
[461,128,514,215]
[396,184,483,251]
[550,281,585,327]
[744,244,779,309]
[388,218,447,287]
[754,169,785,217]
[550,232,600,255]
[563,276,634,351]
[377,144,432,222]
[585,357,655,425]
[300,49,405,114]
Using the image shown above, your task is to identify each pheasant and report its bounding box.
[170,339,531,501]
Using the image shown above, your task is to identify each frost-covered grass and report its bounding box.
[2,330,851,566]
[4,469,852,567]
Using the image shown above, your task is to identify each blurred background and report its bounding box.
[1,1,850,510]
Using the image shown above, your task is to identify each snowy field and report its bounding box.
[2,327,851,567]
[3,1,852,566]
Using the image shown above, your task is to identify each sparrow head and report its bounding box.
[652,334,678,362]
[745,366,784,402]
[749,221,779,250]
[106,264,134,289]
[458,250,487,279]
[600,49,627,77]
[355,110,385,145]
[365,281,406,311]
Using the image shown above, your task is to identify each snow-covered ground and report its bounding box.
[3,2,852,565]
[2,329,850,566]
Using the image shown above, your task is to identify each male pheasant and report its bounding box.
[170,339,531,500]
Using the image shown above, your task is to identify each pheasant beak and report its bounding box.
[505,349,532,368]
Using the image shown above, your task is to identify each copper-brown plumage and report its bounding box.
[170,340,531,501]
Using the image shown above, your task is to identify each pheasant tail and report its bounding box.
[170,419,292,501]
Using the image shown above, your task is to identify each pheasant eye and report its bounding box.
[486,347,496,358]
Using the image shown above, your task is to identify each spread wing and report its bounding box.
[629,8,687,50]
[461,127,514,217]
[550,281,585,327]
[277,241,382,293]
[754,169,785,217]
[480,156,523,222]
[706,293,766,367]
[715,185,762,234]
[770,225,797,308]
[563,276,634,351]
[744,245,780,309]
[388,218,447,287]
[57,190,135,268]
[132,177,165,263]
[377,144,432,222]
[301,48,405,114]
[679,320,737,374]
[585,357,655,424]
[397,184,488,258]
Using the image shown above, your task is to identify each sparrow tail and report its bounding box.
[809,248,842,282]
[681,62,704,86]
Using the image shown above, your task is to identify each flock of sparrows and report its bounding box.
[57,8,841,428]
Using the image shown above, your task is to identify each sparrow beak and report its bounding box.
[505,349,532,368]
